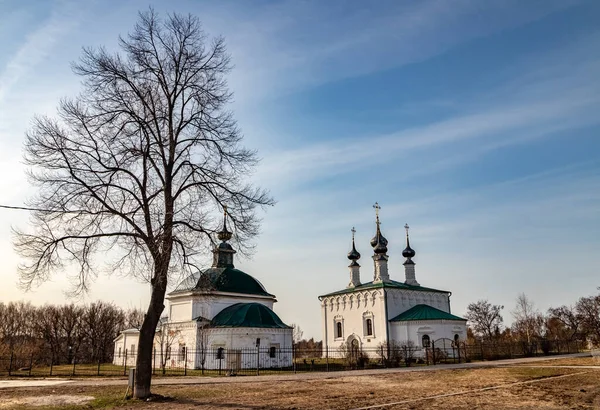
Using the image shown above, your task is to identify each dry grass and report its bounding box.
[513,356,600,367]
[0,362,598,409]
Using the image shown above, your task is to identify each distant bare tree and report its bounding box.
[547,305,581,341]
[82,302,125,362]
[291,323,304,345]
[59,304,85,363]
[34,305,63,363]
[575,291,600,346]
[511,293,543,345]
[466,300,504,341]
[154,321,180,375]
[124,308,145,330]
[196,320,211,374]
[14,9,272,398]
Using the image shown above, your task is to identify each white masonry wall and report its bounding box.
[321,287,456,358]
[321,289,387,356]
[389,319,467,357]
[167,293,275,322]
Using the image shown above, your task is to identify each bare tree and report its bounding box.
[154,321,180,375]
[14,9,272,398]
[196,320,211,374]
[124,308,145,330]
[575,292,600,346]
[82,302,126,362]
[466,300,504,341]
[59,304,85,363]
[291,323,304,345]
[511,293,543,345]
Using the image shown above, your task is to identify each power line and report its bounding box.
[0,204,63,213]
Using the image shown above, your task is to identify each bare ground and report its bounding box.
[0,358,598,409]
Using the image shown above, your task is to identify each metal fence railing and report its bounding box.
[0,339,585,378]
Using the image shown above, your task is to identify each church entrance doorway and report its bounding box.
[345,335,363,368]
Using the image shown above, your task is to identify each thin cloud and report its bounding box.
[0,3,80,104]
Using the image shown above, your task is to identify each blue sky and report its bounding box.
[0,0,599,339]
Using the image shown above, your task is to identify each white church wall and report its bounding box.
[203,327,292,370]
[389,320,467,357]
[113,323,292,370]
[321,290,387,357]
[167,293,275,321]
[113,330,140,366]
[205,295,274,320]
[169,301,192,322]
[385,289,451,322]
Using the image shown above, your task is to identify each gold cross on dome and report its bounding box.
[351,227,356,240]
[404,223,410,233]
[373,202,381,217]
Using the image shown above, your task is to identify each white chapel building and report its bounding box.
[318,204,466,357]
[114,210,293,369]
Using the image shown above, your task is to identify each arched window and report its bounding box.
[366,319,373,336]
[422,334,431,348]
[454,334,460,344]
[216,347,224,359]
[336,322,343,338]
[269,346,277,358]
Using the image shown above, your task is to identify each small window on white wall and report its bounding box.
[336,321,343,338]
[362,312,374,337]
[366,319,373,336]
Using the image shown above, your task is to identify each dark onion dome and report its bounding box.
[371,217,388,254]
[347,227,361,261]
[402,223,416,258]
[211,302,292,328]
[402,243,415,258]
[347,243,361,261]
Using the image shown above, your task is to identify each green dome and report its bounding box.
[211,303,291,329]
[172,267,274,298]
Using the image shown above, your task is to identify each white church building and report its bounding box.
[318,204,466,358]
[114,209,293,370]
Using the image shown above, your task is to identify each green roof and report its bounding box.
[319,280,449,298]
[390,304,466,322]
[211,303,291,329]
[171,267,274,298]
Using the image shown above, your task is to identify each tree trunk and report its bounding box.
[133,262,168,399]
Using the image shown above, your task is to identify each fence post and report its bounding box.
[123,349,127,376]
[152,348,156,376]
[184,350,187,376]
[326,346,329,372]
[72,356,76,376]
[256,346,260,376]
[293,345,296,374]
[50,358,53,377]
[29,354,33,376]
[480,341,484,361]
[8,352,13,376]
